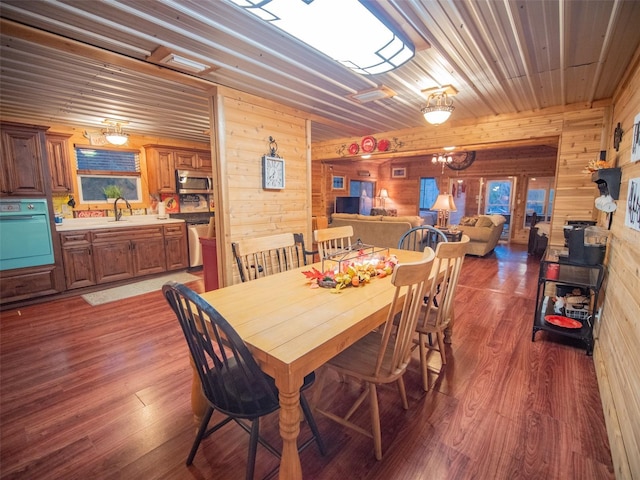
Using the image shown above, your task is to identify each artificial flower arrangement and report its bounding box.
[302,252,398,293]
[582,159,610,173]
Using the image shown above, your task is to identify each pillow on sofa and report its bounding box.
[460,216,478,226]
[487,214,507,226]
[475,216,494,228]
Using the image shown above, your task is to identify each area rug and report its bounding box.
[81,272,200,306]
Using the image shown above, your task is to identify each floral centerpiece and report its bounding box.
[302,251,398,292]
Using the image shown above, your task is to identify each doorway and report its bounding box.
[485,178,515,240]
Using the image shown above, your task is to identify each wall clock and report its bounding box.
[262,155,285,189]
[446,151,476,171]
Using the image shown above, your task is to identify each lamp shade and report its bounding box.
[431,194,457,212]
[379,189,389,199]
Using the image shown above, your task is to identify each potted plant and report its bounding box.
[103,185,123,202]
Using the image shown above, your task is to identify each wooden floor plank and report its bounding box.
[0,244,614,479]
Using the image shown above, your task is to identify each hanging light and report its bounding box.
[422,92,455,125]
[103,120,129,146]
[432,153,453,173]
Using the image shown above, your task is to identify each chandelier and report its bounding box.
[421,91,455,125]
[432,153,453,173]
[103,120,129,146]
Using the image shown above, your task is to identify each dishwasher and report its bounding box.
[187,223,211,268]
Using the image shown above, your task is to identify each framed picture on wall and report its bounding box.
[391,167,406,178]
[332,175,345,190]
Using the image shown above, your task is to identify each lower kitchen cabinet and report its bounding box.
[59,223,188,290]
[164,224,188,270]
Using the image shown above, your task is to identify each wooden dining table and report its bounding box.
[194,247,426,479]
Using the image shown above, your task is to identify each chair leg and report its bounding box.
[437,331,447,364]
[246,418,260,480]
[368,383,382,461]
[300,393,326,455]
[418,333,430,392]
[396,376,409,410]
[187,406,214,465]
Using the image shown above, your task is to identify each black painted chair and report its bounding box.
[163,281,325,480]
[397,225,448,252]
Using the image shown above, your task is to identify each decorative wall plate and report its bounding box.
[446,151,476,171]
[361,136,377,153]
[377,139,390,151]
[544,315,582,329]
[348,143,359,155]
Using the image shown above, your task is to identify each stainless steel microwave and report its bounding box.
[175,170,213,194]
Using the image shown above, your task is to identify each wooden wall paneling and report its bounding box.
[218,91,309,285]
[593,44,640,480]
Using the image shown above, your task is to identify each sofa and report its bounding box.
[329,213,424,249]
[456,214,507,256]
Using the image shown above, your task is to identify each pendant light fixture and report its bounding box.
[103,119,129,146]
[421,86,458,126]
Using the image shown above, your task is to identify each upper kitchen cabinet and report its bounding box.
[46,133,74,193]
[1,122,50,197]
[144,145,212,194]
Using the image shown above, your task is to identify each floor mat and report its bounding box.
[81,272,200,306]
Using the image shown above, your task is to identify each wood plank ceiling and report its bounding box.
[1,1,640,146]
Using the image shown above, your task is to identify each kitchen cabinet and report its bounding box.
[165,223,189,270]
[59,223,188,289]
[0,265,59,305]
[145,145,212,194]
[531,246,605,355]
[46,133,74,193]
[1,122,49,197]
[60,231,95,289]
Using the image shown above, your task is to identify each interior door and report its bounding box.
[485,178,515,240]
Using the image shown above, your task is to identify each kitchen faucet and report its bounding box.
[113,196,132,221]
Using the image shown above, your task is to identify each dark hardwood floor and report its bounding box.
[0,244,614,479]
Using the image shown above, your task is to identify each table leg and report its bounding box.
[277,381,303,480]
[190,359,209,426]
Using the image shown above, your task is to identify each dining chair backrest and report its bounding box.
[293,233,317,266]
[418,235,470,333]
[162,281,280,418]
[232,232,299,282]
[375,248,435,377]
[397,225,448,252]
[314,225,353,260]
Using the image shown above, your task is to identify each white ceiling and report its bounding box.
[1,0,640,146]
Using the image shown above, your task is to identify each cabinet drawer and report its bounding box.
[60,231,91,245]
[164,224,185,236]
[92,226,163,242]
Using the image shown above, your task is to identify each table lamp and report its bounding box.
[379,189,389,208]
[431,193,457,228]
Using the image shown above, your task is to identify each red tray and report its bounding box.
[544,315,582,329]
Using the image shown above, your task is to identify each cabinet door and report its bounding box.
[165,224,188,270]
[196,151,212,171]
[62,246,95,289]
[1,123,48,196]
[175,151,198,169]
[131,236,167,276]
[93,240,134,283]
[46,133,74,193]
[145,147,176,193]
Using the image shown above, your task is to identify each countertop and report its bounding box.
[55,215,185,232]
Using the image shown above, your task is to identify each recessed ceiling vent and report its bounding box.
[348,86,396,104]
[148,46,216,74]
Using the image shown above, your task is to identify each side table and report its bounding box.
[439,229,462,242]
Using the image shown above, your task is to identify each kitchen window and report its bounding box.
[75,146,142,203]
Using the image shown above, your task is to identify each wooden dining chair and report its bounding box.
[293,233,318,266]
[232,232,300,282]
[162,281,325,480]
[397,225,448,252]
[315,249,436,460]
[415,235,470,391]
[313,225,353,260]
